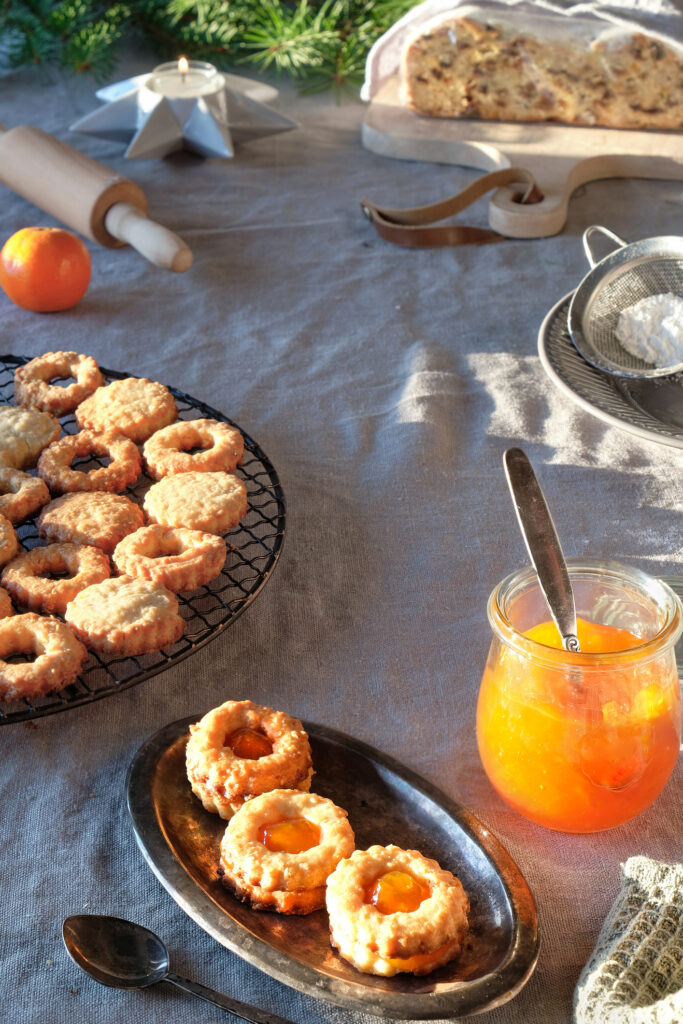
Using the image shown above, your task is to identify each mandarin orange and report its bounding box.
[0,227,91,312]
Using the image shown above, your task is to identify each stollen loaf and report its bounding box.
[401,7,683,131]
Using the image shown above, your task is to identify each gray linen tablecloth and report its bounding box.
[0,53,681,1024]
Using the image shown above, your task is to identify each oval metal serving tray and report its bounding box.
[127,717,539,1019]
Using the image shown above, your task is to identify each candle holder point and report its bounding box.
[70,68,295,160]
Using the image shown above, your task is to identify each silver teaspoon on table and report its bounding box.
[503,447,581,652]
[62,914,297,1024]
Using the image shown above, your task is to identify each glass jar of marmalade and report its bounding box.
[476,559,682,832]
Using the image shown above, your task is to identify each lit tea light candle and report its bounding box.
[146,57,224,99]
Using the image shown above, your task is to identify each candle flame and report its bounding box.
[178,56,189,75]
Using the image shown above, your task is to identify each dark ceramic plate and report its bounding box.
[127,716,539,1019]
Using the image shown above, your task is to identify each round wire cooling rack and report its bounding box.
[0,355,286,725]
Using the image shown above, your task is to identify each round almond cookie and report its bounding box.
[326,845,470,977]
[2,543,110,617]
[113,525,226,592]
[219,789,355,915]
[37,492,145,554]
[143,419,244,480]
[0,612,87,702]
[0,468,50,524]
[144,471,248,535]
[14,351,103,415]
[186,700,314,820]
[65,576,184,656]
[0,405,61,469]
[37,429,141,495]
[75,376,177,444]
[0,515,18,569]
[0,587,14,619]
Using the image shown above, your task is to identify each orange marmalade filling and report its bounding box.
[364,870,431,915]
[525,617,643,653]
[258,818,321,853]
[225,727,273,760]
[476,617,681,832]
[383,940,454,972]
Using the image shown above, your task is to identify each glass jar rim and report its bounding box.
[488,557,683,669]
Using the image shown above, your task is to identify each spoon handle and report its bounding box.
[503,448,580,652]
[165,972,297,1024]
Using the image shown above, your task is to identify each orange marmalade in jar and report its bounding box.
[476,560,682,832]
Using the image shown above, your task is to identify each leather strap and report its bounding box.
[361,167,543,247]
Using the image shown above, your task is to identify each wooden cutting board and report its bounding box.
[362,76,683,238]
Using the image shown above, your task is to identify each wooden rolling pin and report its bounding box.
[0,125,192,272]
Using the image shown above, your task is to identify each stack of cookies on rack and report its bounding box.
[0,350,249,703]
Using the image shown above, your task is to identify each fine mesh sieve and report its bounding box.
[567,226,683,379]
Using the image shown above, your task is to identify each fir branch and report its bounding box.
[239,0,339,76]
[59,2,130,76]
[1,0,65,67]
[0,0,424,90]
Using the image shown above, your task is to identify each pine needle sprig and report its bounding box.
[0,0,424,90]
[1,0,65,68]
[239,0,338,76]
[58,2,130,77]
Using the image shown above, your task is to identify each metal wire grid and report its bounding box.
[581,256,683,373]
[0,355,286,725]
[544,300,683,445]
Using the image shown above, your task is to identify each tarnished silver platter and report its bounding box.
[127,716,539,1019]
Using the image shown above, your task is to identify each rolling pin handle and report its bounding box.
[104,202,193,273]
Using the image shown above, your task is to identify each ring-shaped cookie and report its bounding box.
[37,492,145,554]
[219,789,355,914]
[326,845,470,976]
[0,612,87,702]
[2,542,111,617]
[0,515,18,569]
[112,525,226,592]
[75,376,177,444]
[143,419,244,479]
[14,351,103,415]
[0,587,14,619]
[37,429,141,495]
[186,700,314,820]
[143,471,248,535]
[65,576,184,655]
[0,468,50,524]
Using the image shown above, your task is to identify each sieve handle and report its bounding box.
[582,225,628,268]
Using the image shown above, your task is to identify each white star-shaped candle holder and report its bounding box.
[70,60,296,159]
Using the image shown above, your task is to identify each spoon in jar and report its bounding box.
[503,447,581,652]
[62,914,296,1024]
